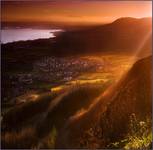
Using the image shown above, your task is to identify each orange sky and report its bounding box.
[2,1,152,24]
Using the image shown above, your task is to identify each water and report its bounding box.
[1,28,62,44]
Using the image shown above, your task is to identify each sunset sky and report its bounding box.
[2,0,152,25]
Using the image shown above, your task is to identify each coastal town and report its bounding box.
[33,56,104,82]
[3,55,131,106]
[3,56,107,104]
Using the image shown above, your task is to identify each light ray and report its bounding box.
[131,28,152,63]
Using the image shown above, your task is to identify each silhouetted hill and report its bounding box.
[53,17,152,55]
[56,55,152,148]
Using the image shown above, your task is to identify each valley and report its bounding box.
[2,54,132,114]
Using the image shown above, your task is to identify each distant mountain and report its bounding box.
[56,55,152,148]
[53,17,152,55]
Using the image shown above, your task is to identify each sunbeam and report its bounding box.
[131,23,152,63]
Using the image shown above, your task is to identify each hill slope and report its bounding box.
[53,17,152,55]
[1,84,108,148]
[1,56,152,149]
[56,55,152,148]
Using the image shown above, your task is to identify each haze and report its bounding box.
[2,0,152,25]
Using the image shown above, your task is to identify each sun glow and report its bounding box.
[2,1,152,24]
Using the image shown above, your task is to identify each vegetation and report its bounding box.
[108,114,152,150]
[55,56,152,149]
[2,92,59,131]
[1,127,38,149]
[36,126,57,149]
[77,114,152,149]
[1,83,107,149]
[2,56,152,149]
[36,83,109,138]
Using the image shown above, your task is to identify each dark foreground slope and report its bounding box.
[1,84,108,149]
[56,56,152,149]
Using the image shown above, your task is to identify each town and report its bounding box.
[3,56,106,104]
[33,56,104,82]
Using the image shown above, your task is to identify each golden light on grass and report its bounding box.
[31,94,39,101]
[51,86,63,92]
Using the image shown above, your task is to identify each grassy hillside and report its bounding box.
[55,56,152,149]
[2,56,152,149]
[1,55,152,149]
[1,83,109,149]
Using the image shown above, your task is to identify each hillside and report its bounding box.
[55,55,152,149]
[1,56,152,149]
[53,17,152,55]
[1,83,108,149]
